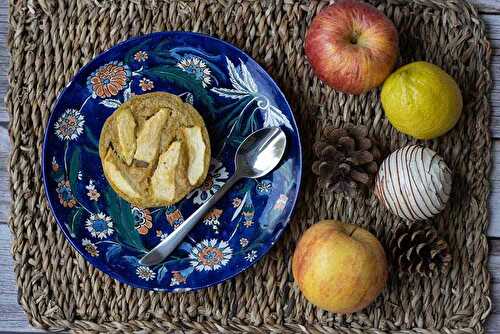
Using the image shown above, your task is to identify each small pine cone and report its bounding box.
[312,124,382,196]
[390,223,452,277]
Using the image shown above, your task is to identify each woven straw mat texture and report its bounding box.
[6,0,492,332]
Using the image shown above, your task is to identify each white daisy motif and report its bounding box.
[240,238,249,248]
[85,212,113,239]
[54,108,85,141]
[245,250,258,262]
[139,78,154,91]
[256,180,272,195]
[189,239,232,272]
[177,56,212,87]
[187,159,229,205]
[136,266,156,281]
[133,50,148,62]
[82,238,99,257]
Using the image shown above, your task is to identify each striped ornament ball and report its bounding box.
[374,145,452,221]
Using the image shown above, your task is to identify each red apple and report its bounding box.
[305,0,399,95]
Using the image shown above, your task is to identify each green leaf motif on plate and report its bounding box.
[68,146,81,197]
[104,190,146,252]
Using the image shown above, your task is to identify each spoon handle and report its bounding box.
[139,174,240,266]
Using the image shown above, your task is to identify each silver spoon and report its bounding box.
[139,127,287,266]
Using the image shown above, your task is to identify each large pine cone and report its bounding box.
[312,124,382,196]
[390,223,452,277]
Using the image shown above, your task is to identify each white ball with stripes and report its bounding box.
[374,145,452,221]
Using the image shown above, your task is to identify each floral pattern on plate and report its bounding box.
[189,239,233,271]
[43,32,301,291]
[187,159,229,205]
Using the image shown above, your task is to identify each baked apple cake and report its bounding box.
[99,92,211,207]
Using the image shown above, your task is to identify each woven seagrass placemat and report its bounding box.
[6,0,492,332]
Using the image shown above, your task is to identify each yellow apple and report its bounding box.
[292,220,388,313]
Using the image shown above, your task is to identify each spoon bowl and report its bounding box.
[235,127,287,178]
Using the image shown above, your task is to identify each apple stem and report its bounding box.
[349,31,360,45]
[349,227,358,237]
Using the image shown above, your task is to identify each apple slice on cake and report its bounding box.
[181,126,207,186]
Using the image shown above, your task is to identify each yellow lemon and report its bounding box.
[381,61,462,139]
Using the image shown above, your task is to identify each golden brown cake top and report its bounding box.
[99,92,211,208]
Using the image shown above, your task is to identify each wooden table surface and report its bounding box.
[2,1,500,332]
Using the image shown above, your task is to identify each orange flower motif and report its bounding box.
[82,239,99,257]
[274,194,288,211]
[166,207,184,229]
[242,210,254,228]
[134,51,148,62]
[85,180,100,201]
[51,157,59,172]
[243,220,254,228]
[139,78,154,92]
[136,221,152,235]
[232,197,241,208]
[189,239,232,271]
[203,208,223,234]
[56,180,77,208]
[132,207,153,235]
[88,61,129,98]
[200,176,214,192]
[204,208,223,220]
[199,247,224,267]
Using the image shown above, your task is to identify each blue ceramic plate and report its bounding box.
[42,32,302,291]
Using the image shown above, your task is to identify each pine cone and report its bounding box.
[312,124,382,196]
[391,223,452,277]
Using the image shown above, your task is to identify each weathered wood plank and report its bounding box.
[487,238,500,332]
[491,57,500,138]
[0,125,10,224]
[483,12,500,138]
[0,0,9,124]
[0,224,43,333]
[472,0,500,13]
[489,141,500,236]
[484,14,500,49]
